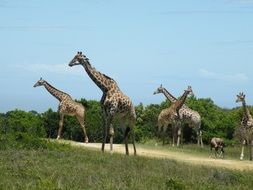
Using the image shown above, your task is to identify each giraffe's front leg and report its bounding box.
[124,126,130,155]
[171,126,175,147]
[101,109,108,152]
[107,104,117,153]
[128,116,137,156]
[199,130,203,148]
[76,115,88,143]
[249,139,253,161]
[240,140,246,160]
[177,127,181,147]
[109,123,114,153]
[172,125,177,147]
[57,114,64,140]
[162,125,167,146]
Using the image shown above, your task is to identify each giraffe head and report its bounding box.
[69,51,89,67]
[33,77,46,87]
[153,84,164,95]
[236,92,245,103]
[184,86,193,96]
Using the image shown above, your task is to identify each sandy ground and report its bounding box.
[58,140,253,171]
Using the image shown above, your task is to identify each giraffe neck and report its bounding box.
[43,82,69,101]
[80,59,119,92]
[161,88,177,103]
[242,100,253,121]
[173,90,189,110]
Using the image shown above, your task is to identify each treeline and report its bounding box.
[0,97,249,147]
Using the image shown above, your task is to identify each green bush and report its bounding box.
[5,109,45,137]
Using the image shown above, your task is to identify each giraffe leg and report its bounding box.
[57,114,64,140]
[181,125,184,145]
[240,140,245,160]
[199,130,203,148]
[197,129,203,148]
[197,131,200,146]
[162,130,165,146]
[157,125,162,138]
[177,126,181,147]
[249,140,252,161]
[157,124,164,145]
[132,129,137,156]
[101,110,108,152]
[128,118,137,156]
[109,123,114,153]
[100,94,106,147]
[195,123,203,148]
[172,126,175,147]
[76,115,88,143]
[121,120,135,155]
[124,126,130,155]
[162,125,167,146]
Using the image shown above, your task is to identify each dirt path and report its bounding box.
[59,140,253,171]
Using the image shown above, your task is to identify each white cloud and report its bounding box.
[198,68,248,82]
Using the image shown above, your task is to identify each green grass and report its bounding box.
[1,143,253,190]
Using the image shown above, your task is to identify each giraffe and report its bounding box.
[235,92,253,161]
[157,86,193,146]
[33,78,88,143]
[68,52,136,155]
[153,84,203,147]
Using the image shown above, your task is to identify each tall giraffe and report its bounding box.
[235,92,253,161]
[69,52,136,155]
[154,84,203,147]
[33,78,88,143]
[157,86,193,146]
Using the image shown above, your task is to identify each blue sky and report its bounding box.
[0,0,253,112]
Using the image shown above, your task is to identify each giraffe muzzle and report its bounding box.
[68,62,74,67]
[33,83,38,88]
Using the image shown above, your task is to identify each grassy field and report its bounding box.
[1,142,253,190]
[139,139,249,160]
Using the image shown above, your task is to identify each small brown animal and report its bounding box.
[210,137,225,158]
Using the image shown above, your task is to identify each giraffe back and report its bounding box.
[179,107,201,125]
[103,90,136,121]
[59,97,85,117]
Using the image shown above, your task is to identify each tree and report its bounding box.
[5,109,45,137]
[41,108,59,139]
